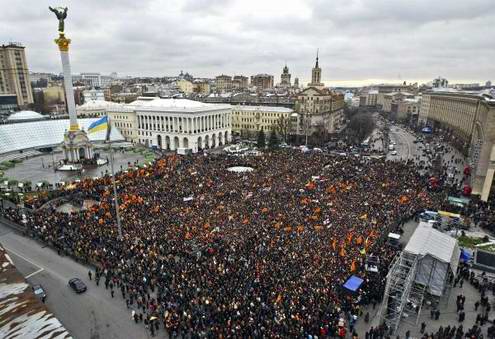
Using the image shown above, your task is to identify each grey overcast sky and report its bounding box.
[1,0,494,86]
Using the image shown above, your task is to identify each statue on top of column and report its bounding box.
[49,6,68,33]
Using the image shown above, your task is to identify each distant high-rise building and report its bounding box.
[432,77,448,89]
[233,75,249,89]
[80,72,101,87]
[250,74,274,91]
[308,50,324,88]
[280,64,291,87]
[215,75,233,92]
[83,88,105,102]
[294,77,299,88]
[0,43,34,107]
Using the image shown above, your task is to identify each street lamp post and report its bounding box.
[109,145,123,239]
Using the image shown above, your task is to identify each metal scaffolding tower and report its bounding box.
[378,251,426,334]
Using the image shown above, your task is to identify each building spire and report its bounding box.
[315,48,319,68]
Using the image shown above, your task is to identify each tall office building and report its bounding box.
[0,43,34,107]
[250,74,274,91]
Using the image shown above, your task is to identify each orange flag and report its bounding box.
[305,181,316,190]
[356,235,363,245]
[332,239,337,251]
[339,247,346,257]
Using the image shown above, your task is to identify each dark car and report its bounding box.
[32,284,47,300]
[68,278,87,293]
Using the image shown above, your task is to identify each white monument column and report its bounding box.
[51,7,93,164]
[57,41,79,131]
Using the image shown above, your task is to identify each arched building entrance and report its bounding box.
[157,135,162,149]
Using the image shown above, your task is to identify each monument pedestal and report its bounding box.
[62,129,94,163]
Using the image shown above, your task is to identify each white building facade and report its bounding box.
[82,88,105,102]
[108,97,232,153]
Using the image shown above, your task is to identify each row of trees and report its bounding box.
[256,129,279,149]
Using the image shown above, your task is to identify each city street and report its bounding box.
[0,222,150,339]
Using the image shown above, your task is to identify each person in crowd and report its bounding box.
[2,149,462,337]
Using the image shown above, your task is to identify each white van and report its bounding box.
[177,148,192,155]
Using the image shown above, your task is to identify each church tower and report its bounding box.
[308,49,324,88]
[280,63,291,87]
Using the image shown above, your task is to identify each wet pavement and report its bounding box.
[4,148,150,185]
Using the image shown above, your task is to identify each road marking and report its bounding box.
[3,246,44,271]
[25,268,44,279]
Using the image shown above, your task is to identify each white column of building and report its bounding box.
[481,168,495,201]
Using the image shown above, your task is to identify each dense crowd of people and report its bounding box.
[5,149,445,337]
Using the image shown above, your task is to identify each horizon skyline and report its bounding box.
[3,0,493,89]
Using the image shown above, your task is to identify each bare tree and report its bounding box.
[347,113,375,143]
[275,116,291,143]
[311,123,328,146]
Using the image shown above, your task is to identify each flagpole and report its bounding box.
[106,115,123,240]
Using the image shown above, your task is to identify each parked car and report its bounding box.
[68,278,87,293]
[32,284,47,300]
[391,150,398,155]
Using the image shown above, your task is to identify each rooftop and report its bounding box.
[0,118,125,154]
[77,100,123,110]
[7,111,47,121]
[109,97,231,113]
[0,245,70,338]
[231,105,293,113]
[405,222,460,271]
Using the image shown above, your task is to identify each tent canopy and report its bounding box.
[343,275,364,292]
[405,223,459,269]
[422,127,432,133]
[404,223,460,296]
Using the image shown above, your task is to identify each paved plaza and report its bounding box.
[4,148,149,185]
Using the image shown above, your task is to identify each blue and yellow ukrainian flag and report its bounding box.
[88,116,108,134]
